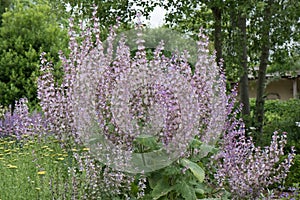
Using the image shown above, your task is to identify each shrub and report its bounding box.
[0,0,68,109]
[285,154,300,186]
[249,98,300,152]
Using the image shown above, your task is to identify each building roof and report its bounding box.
[248,67,300,79]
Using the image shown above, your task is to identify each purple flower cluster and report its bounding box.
[35,2,228,174]
[0,98,45,139]
[215,88,296,199]
[34,5,228,196]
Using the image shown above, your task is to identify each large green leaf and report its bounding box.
[174,181,197,200]
[134,134,161,151]
[199,143,218,154]
[180,158,205,183]
[151,178,175,200]
[189,139,219,160]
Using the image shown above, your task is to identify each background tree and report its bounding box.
[249,0,300,138]
[0,0,68,109]
[226,1,253,117]
[48,0,157,40]
[142,0,299,137]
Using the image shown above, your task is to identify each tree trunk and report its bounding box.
[255,1,272,139]
[212,7,224,70]
[238,14,250,116]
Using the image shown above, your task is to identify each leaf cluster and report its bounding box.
[130,137,228,200]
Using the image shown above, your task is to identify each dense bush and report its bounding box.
[285,154,300,186]
[0,0,68,109]
[35,7,232,198]
[249,98,300,152]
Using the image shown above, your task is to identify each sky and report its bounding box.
[66,2,166,28]
[148,6,166,28]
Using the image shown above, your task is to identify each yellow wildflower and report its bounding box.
[7,165,17,169]
[37,171,46,175]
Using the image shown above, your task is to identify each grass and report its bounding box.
[0,134,89,199]
[0,133,299,199]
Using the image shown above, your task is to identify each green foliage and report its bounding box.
[181,158,205,183]
[249,99,300,152]
[267,51,300,75]
[248,0,300,68]
[285,154,300,187]
[145,163,208,200]
[130,137,229,199]
[48,0,148,40]
[0,104,6,118]
[0,0,12,26]
[133,134,162,153]
[0,0,68,109]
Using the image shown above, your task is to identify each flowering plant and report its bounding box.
[215,89,296,199]
[0,5,295,200]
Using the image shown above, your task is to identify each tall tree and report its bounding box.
[254,0,272,136]
[251,0,300,137]
[238,12,250,116]
[235,2,251,116]
[211,5,223,68]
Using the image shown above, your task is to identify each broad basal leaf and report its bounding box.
[181,158,205,183]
